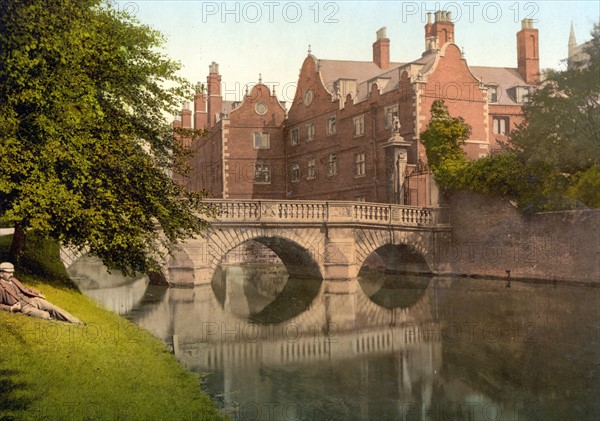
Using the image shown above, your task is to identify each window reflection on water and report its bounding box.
[73,259,600,421]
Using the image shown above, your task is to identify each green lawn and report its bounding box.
[0,234,227,420]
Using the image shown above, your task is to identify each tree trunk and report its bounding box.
[9,223,26,263]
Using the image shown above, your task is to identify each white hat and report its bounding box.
[0,262,15,273]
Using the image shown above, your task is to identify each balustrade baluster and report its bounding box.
[208,199,439,227]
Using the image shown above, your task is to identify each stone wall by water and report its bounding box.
[437,191,600,283]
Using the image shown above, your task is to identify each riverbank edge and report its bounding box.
[0,234,228,420]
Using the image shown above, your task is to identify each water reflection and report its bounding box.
[358,269,432,309]
[212,264,323,324]
[68,255,149,314]
[72,258,600,421]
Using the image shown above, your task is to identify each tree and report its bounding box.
[510,24,600,174]
[0,0,213,275]
[506,23,600,209]
[420,99,471,190]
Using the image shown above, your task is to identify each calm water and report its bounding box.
[71,257,600,421]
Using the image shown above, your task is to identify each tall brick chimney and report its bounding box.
[194,82,208,130]
[373,27,390,69]
[425,11,455,51]
[517,19,539,84]
[207,62,222,127]
[181,101,192,128]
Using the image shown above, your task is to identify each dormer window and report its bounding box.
[486,85,498,103]
[508,86,531,103]
[518,86,531,103]
[367,77,391,95]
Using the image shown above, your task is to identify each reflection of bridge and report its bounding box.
[128,277,442,419]
[176,294,437,371]
[167,200,450,286]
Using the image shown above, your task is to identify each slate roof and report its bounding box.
[318,59,405,92]
[316,49,530,105]
[470,66,529,105]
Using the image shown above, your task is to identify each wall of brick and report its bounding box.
[417,43,488,161]
[186,121,224,197]
[223,84,287,199]
[437,191,600,283]
[488,104,525,151]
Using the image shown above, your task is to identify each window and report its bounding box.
[327,153,338,176]
[326,116,336,135]
[519,86,531,103]
[354,152,366,177]
[487,85,498,103]
[254,163,271,183]
[353,115,365,137]
[384,105,398,129]
[290,128,299,146]
[290,162,300,183]
[253,132,270,149]
[307,158,316,180]
[511,86,531,103]
[306,123,315,141]
[493,117,509,135]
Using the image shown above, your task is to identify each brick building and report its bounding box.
[175,12,539,206]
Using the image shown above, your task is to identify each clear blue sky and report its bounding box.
[118,1,599,105]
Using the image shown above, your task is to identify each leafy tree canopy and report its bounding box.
[420,99,470,190]
[0,0,212,275]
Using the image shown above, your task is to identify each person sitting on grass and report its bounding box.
[0,262,84,325]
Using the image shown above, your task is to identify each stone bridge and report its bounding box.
[167,200,450,286]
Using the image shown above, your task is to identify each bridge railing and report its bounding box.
[205,200,444,227]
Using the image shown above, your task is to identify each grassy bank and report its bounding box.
[0,234,226,420]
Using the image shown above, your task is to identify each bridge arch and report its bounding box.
[354,228,433,274]
[208,227,325,280]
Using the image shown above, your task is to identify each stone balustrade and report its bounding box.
[205,199,442,227]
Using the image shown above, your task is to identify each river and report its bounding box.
[69,256,599,421]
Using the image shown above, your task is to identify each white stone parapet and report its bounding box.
[204,199,441,227]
